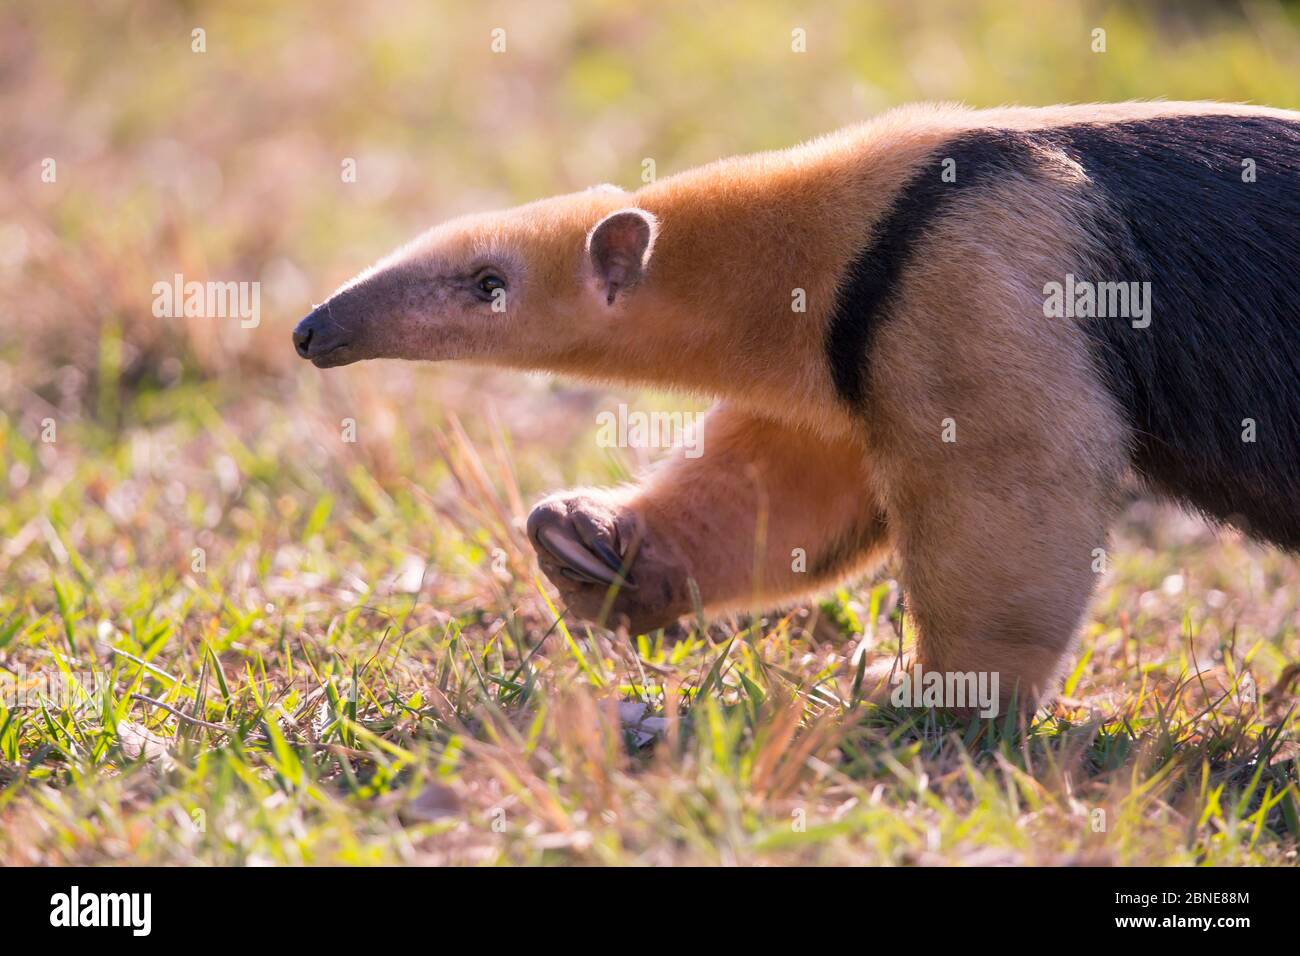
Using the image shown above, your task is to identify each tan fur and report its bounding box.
[866,171,1127,701]
[302,101,1300,710]
[528,405,890,632]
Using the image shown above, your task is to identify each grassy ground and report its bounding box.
[1,0,1299,865]
[1,373,1298,865]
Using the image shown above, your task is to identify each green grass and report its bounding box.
[0,377,1296,865]
[1,0,1299,865]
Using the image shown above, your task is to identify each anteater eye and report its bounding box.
[475,273,506,300]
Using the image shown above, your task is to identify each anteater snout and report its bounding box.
[292,313,316,357]
[293,304,355,367]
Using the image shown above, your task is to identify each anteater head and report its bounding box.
[292,187,657,372]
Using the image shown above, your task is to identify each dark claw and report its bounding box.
[535,522,637,590]
[591,538,637,588]
[559,566,609,587]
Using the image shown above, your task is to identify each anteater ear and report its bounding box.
[587,208,657,305]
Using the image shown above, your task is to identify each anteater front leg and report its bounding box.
[867,263,1129,710]
[527,403,891,633]
[886,473,1115,711]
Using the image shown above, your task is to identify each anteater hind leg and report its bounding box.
[527,403,892,633]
